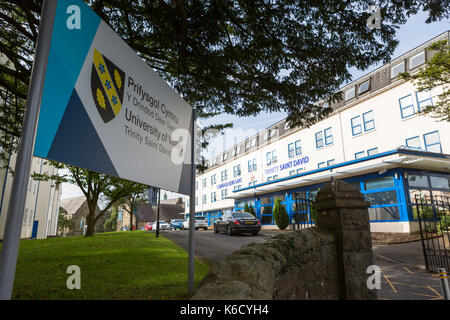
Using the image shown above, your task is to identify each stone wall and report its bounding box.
[191,180,377,300]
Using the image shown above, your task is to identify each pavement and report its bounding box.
[159,229,448,300]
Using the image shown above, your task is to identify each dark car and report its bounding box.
[169,219,184,230]
[214,211,260,236]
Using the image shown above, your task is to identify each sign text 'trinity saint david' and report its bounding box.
[34,0,193,195]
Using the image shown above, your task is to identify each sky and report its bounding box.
[60,10,449,200]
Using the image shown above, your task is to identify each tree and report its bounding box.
[399,40,449,121]
[36,164,149,236]
[58,207,74,236]
[248,204,256,217]
[273,198,289,230]
[116,186,149,231]
[1,1,449,166]
[103,204,119,232]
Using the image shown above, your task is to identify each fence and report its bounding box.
[413,194,450,273]
[292,192,315,230]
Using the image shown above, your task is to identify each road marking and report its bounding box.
[427,286,443,300]
[402,266,414,274]
[384,275,398,294]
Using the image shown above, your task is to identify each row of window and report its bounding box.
[406,131,442,153]
[399,91,433,119]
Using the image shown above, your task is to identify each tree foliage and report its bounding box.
[0,1,449,165]
[103,204,119,232]
[57,207,75,235]
[399,40,450,121]
[273,198,289,230]
[115,186,149,230]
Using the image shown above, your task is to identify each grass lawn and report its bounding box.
[6,231,209,300]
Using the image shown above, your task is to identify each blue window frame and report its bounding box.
[367,147,378,156]
[363,111,375,132]
[289,170,296,176]
[324,128,333,145]
[351,116,362,136]
[266,150,277,165]
[423,131,442,153]
[295,140,302,155]
[399,95,415,119]
[355,151,365,159]
[211,192,217,202]
[233,165,241,177]
[406,136,421,150]
[327,159,335,166]
[211,174,216,185]
[288,143,295,158]
[416,90,433,112]
[318,162,326,168]
[315,131,324,148]
[248,159,257,172]
[202,178,207,188]
[202,194,207,205]
[221,170,228,182]
[221,189,228,200]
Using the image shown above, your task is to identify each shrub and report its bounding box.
[248,204,256,217]
[273,198,289,230]
[244,203,249,213]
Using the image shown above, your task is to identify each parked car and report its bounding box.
[182,216,208,230]
[145,223,153,231]
[152,220,169,230]
[169,219,184,230]
[214,212,260,236]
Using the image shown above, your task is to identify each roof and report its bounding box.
[60,196,87,215]
[135,203,184,222]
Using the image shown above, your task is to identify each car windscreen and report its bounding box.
[195,216,206,220]
[232,212,254,219]
[172,219,184,222]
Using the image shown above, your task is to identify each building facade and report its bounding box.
[0,155,61,239]
[186,31,450,233]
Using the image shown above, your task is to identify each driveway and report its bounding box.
[160,230,447,300]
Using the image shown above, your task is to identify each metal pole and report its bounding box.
[188,108,196,296]
[0,0,57,300]
[156,188,161,238]
[439,268,450,300]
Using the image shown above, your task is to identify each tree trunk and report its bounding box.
[85,206,97,237]
[129,210,133,231]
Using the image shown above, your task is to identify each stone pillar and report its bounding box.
[314,180,377,300]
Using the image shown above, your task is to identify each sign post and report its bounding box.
[0,0,57,300]
[188,108,196,296]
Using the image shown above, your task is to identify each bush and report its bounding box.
[273,199,289,230]
[248,204,256,217]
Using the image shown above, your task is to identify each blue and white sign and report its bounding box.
[33,0,193,194]
[265,156,310,175]
[217,178,243,190]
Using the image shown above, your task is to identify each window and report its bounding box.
[358,79,370,94]
[363,111,375,131]
[195,197,198,206]
[285,122,291,131]
[315,131,324,148]
[211,174,216,185]
[399,95,415,118]
[222,153,228,161]
[324,128,333,145]
[430,176,449,189]
[288,140,302,158]
[264,131,270,141]
[250,138,256,148]
[367,148,378,156]
[266,150,277,165]
[248,158,257,172]
[345,86,356,101]
[296,169,303,174]
[327,159,335,166]
[365,176,395,190]
[249,181,257,187]
[211,192,217,203]
[288,143,295,158]
[406,136,421,150]
[221,170,228,182]
[233,165,241,177]
[351,116,362,136]
[202,195,207,205]
[355,151,365,159]
[202,178,207,188]
[409,51,425,70]
[245,141,250,150]
[391,61,405,79]
[289,170,296,176]
[295,140,302,155]
[423,131,441,153]
[232,146,240,156]
[221,189,228,200]
[416,90,433,112]
[318,162,326,168]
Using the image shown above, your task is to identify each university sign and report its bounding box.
[265,156,310,176]
[33,0,193,194]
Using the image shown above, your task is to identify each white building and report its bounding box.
[187,31,450,233]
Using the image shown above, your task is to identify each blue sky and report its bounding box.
[61,11,449,199]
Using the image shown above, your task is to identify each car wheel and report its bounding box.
[214,225,219,233]
[227,225,233,236]
[251,231,259,236]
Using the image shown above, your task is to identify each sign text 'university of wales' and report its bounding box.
[34,0,193,194]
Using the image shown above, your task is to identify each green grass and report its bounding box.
[5,231,209,300]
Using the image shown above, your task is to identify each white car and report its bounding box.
[152,220,169,230]
[182,216,209,230]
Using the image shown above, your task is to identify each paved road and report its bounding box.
[160,230,447,300]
